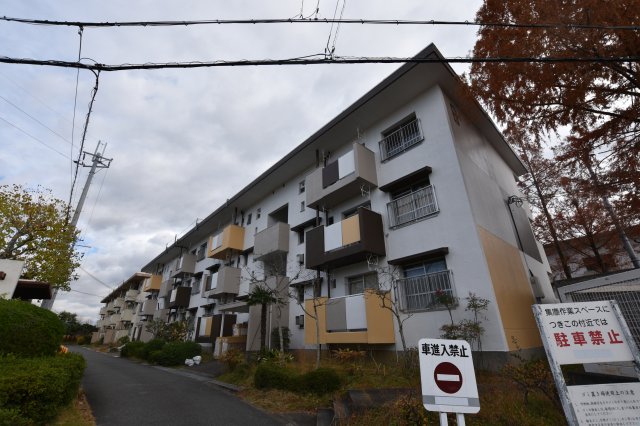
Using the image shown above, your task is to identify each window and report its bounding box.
[191,277,201,295]
[300,201,305,212]
[450,103,460,125]
[297,286,305,303]
[327,216,334,226]
[246,213,252,225]
[196,243,207,261]
[398,258,452,312]
[343,202,370,219]
[379,114,423,161]
[299,180,305,194]
[256,208,261,219]
[387,181,438,228]
[298,230,305,245]
[347,273,379,295]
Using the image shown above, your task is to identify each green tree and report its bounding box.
[246,284,279,352]
[0,185,81,290]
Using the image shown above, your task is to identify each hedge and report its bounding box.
[149,341,202,366]
[254,363,341,395]
[0,299,64,357]
[120,341,145,359]
[0,353,86,425]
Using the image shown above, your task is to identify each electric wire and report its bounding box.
[0,93,75,147]
[0,114,70,159]
[1,54,639,72]
[2,15,639,31]
[69,288,108,298]
[78,265,114,291]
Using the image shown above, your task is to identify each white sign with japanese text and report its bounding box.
[533,301,633,365]
[567,382,640,425]
[418,338,480,414]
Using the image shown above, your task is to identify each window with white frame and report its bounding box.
[379,113,423,161]
[397,258,452,312]
[347,273,379,295]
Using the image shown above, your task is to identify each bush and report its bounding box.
[219,348,245,371]
[0,299,64,357]
[254,363,298,391]
[120,341,145,358]
[141,339,166,360]
[0,353,86,425]
[149,341,202,366]
[117,335,130,345]
[299,368,341,395]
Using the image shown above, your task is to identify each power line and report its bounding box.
[78,265,114,290]
[0,114,70,159]
[0,93,74,146]
[2,15,639,31]
[1,54,639,73]
[69,288,108,298]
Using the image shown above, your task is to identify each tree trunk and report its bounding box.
[260,303,267,351]
[583,158,640,269]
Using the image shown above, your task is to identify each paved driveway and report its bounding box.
[73,346,285,426]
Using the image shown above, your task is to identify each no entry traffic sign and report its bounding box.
[418,338,480,414]
[434,362,463,394]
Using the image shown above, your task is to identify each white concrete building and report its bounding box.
[96,44,554,360]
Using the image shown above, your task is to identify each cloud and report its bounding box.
[1,0,482,321]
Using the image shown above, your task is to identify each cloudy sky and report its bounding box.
[0,1,483,322]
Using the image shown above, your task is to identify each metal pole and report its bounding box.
[439,412,448,426]
[455,413,465,425]
[42,141,112,310]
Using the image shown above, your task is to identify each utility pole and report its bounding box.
[42,141,112,310]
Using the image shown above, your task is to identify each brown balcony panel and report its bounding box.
[305,208,386,269]
[254,222,290,262]
[168,287,191,308]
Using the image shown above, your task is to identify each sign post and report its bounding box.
[418,338,480,425]
[533,300,640,425]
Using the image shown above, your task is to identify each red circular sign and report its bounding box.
[433,362,463,394]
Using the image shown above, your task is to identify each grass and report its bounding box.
[215,353,566,424]
[51,390,96,426]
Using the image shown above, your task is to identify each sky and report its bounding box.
[0,1,483,323]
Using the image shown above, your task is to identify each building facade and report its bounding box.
[93,44,555,359]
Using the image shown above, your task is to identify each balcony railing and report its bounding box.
[142,275,162,292]
[171,253,196,278]
[204,266,241,298]
[396,270,454,312]
[387,185,439,228]
[125,289,139,302]
[379,118,423,161]
[208,225,245,260]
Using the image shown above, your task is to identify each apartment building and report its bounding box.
[94,44,555,360]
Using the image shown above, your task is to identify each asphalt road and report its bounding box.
[72,346,285,426]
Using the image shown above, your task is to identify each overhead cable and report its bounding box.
[1,55,639,72]
[2,15,639,31]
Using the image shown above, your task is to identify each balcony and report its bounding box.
[112,298,124,310]
[208,225,245,260]
[171,253,196,278]
[141,299,157,316]
[305,207,386,269]
[99,306,108,315]
[204,266,241,299]
[306,143,378,210]
[168,286,191,309]
[379,117,423,162]
[120,309,134,322]
[124,289,139,302]
[153,308,169,322]
[142,274,162,292]
[387,185,439,228]
[254,222,290,262]
[396,270,455,312]
[109,313,121,325]
[304,290,395,344]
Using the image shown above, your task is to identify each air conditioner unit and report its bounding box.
[295,315,304,328]
[296,253,305,264]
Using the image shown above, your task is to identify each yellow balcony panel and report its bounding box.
[208,225,245,260]
[142,274,162,292]
[341,214,360,246]
[304,290,394,345]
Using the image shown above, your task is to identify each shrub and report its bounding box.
[219,348,245,371]
[150,341,202,366]
[299,368,341,395]
[0,299,64,357]
[0,353,85,425]
[120,341,145,358]
[254,363,298,391]
[117,335,130,345]
[141,339,166,360]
